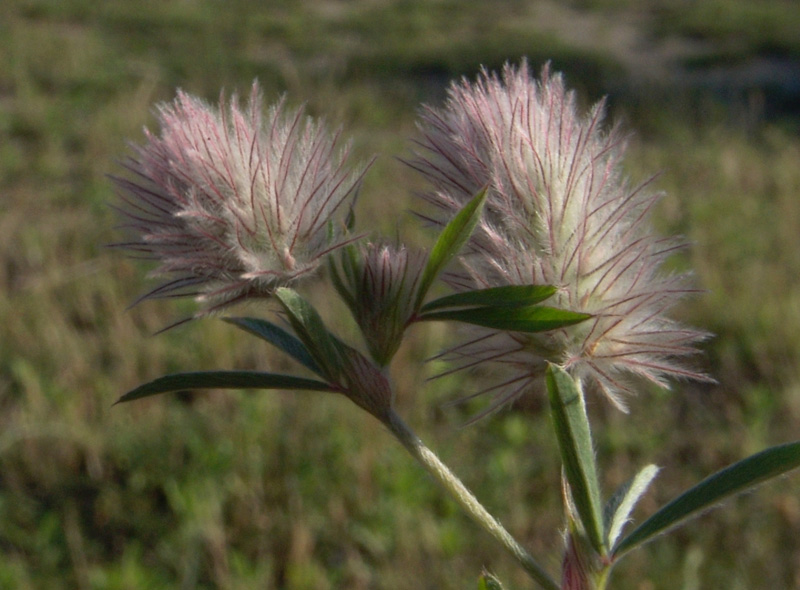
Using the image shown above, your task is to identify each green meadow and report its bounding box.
[1,0,799,588]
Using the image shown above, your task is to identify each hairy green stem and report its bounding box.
[593,567,612,590]
[386,409,560,590]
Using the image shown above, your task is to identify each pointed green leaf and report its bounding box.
[613,440,800,558]
[274,288,344,383]
[223,317,323,376]
[420,285,558,313]
[546,364,606,555]
[605,464,660,548]
[115,371,336,404]
[415,187,488,309]
[418,304,590,333]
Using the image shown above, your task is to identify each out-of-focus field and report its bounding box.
[1,1,799,588]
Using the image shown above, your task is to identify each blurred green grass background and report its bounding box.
[1,0,799,588]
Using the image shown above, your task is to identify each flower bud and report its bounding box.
[332,243,427,366]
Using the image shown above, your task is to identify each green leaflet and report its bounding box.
[420,284,558,313]
[274,287,346,384]
[418,304,590,333]
[115,371,336,404]
[613,440,800,558]
[546,364,606,555]
[604,464,660,549]
[223,317,324,376]
[414,187,487,310]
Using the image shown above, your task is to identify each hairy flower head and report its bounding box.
[410,61,710,410]
[112,82,368,315]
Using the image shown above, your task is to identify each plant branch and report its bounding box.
[386,409,560,590]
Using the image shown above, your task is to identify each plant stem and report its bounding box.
[593,567,611,590]
[386,409,560,590]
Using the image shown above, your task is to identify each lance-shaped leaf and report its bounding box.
[223,317,323,376]
[414,187,487,310]
[604,464,660,549]
[612,440,800,558]
[274,287,345,384]
[418,304,590,333]
[115,371,336,404]
[546,364,606,555]
[420,284,558,313]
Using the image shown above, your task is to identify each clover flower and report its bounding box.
[409,61,710,410]
[112,82,368,315]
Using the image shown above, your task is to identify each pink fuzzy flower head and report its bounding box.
[112,82,368,316]
[410,61,710,410]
